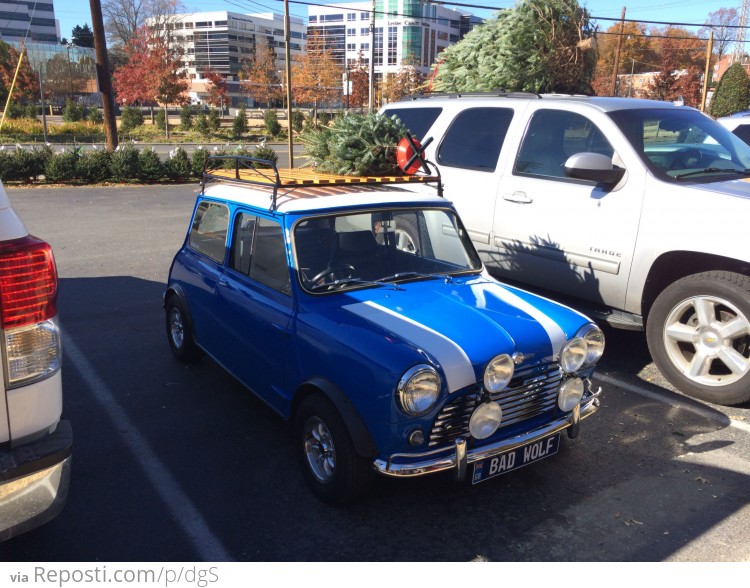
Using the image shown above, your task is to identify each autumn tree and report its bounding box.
[240,38,282,107]
[112,26,189,137]
[643,37,681,102]
[591,21,653,96]
[292,30,342,107]
[203,68,228,113]
[347,52,369,109]
[674,66,704,108]
[0,41,39,106]
[700,8,739,61]
[382,59,425,103]
[433,0,596,94]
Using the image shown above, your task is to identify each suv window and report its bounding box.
[437,107,513,171]
[189,201,229,263]
[382,107,442,140]
[515,109,614,179]
[230,213,290,294]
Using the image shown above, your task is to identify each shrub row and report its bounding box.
[0,144,279,184]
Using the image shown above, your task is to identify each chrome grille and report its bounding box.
[428,363,563,448]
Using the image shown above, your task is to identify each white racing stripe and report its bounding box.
[472,282,568,356]
[344,301,476,393]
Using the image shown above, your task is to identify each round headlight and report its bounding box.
[484,354,514,392]
[469,401,503,439]
[580,324,605,365]
[560,337,587,373]
[398,365,441,416]
[558,377,584,412]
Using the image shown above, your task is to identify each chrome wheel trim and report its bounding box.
[303,416,336,484]
[663,295,750,387]
[169,307,185,349]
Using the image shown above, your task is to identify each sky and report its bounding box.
[55,0,736,43]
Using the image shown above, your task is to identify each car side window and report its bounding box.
[230,213,290,294]
[382,107,443,141]
[515,110,614,180]
[437,107,514,171]
[188,201,229,263]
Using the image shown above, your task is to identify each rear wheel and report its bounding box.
[294,394,374,504]
[165,296,203,363]
[646,271,750,406]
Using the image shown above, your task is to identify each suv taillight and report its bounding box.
[0,236,61,388]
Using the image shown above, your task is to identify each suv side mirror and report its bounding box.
[564,152,625,186]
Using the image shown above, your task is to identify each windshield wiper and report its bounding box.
[310,277,398,292]
[376,271,455,284]
[675,167,750,179]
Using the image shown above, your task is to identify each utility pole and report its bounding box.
[610,7,626,97]
[89,0,118,151]
[284,0,294,167]
[701,30,714,113]
[369,0,375,110]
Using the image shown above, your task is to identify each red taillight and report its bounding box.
[0,236,58,329]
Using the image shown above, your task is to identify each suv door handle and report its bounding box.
[503,191,533,204]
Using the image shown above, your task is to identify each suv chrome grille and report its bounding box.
[428,363,562,448]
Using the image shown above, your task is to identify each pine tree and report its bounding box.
[710,63,750,118]
[300,112,410,176]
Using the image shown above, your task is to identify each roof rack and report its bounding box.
[201,155,442,210]
[406,91,542,100]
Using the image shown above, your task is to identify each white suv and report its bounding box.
[382,94,750,406]
[0,180,71,540]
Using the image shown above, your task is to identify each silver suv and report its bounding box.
[382,94,750,406]
[0,180,71,540]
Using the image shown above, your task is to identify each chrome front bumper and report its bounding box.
[373,392,600,482]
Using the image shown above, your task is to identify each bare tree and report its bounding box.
[699,7,739,61]
[102,0,184,46]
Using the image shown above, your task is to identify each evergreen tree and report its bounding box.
[208,109,221,132]
[180,104,193,131]
[710,63,750,118]
[432,0,596,94]
[232,104,248,139]
[71,24,94,48]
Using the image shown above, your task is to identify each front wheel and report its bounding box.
[294,394,374,504]
[646,271,750,406]
[165,296,203,363]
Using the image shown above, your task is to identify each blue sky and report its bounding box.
[56,0,733,43]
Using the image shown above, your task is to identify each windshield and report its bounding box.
[608,108,750,181]
[293,208,482,293]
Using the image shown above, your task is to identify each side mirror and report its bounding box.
[563,152,626,186]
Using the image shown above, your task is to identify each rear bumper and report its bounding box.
[374,392,600,481]
[0,420,72,541]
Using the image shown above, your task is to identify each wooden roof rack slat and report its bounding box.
[201,155,441,210]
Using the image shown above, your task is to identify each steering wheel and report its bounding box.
[670,149,702,170]
[309,264,356,287]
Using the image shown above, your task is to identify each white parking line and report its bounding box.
[595,373,750,434]
[63,332,233,561]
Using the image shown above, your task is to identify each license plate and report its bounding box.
[471,432,561,484]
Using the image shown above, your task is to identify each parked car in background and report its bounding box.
[716,112,750,146]
[382,94,750,406]
[164,158,604,503]
[0,180,72,541]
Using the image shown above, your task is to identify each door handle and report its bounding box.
[503,191,533,204]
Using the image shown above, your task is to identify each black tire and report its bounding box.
[294,394,374,504]
[646,271,750,406]
[165,295,203,363]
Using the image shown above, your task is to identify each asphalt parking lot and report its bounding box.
[1,183,748,562]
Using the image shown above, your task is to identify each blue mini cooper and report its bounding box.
[165,157,604,503]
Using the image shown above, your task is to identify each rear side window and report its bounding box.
[731,124,750,147]
[230,213,290,294]
[188,201,229,263]
[437,107,514,171]
[382,107,442,140]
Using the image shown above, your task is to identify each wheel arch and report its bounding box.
[641,251,750,323]
[292,378,379,458]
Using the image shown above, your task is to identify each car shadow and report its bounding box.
[1,274,746,562]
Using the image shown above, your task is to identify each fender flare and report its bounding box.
[297,377,379,458]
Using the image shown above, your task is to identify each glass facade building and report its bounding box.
[0,0,58,43]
